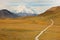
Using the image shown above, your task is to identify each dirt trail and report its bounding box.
[35,19,54,40]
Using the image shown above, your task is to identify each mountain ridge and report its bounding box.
[0,6,60,18]
[0,9,37,18]
[0,9,18,18]
[39,6,60,18]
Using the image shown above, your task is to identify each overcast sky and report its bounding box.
[0,0,60,13]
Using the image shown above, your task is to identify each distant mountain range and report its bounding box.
[16,5,37,16]
[0,6,60,18]
[17,12,37,17]
[16,5,35,14]
[0,5,38,18]
[0,9,37,18]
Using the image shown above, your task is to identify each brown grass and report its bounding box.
[0,16,51,40]
[0,6,60,40]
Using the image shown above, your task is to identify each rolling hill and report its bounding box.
[0,6,60,40]
[39,6,60,19]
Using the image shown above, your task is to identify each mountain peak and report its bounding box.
[1,9,9,11]
[0,9,17,18]
[16,5,34,14]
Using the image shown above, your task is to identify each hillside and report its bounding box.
[38,6,60,40]
[0,6,60,40]
[39,6,60,19]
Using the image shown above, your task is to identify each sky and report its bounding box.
[0,0,60,14]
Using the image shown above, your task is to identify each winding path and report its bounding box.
[35,19,54,40]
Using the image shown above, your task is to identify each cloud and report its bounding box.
[0,0,60,14]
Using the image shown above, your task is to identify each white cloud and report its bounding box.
[0,0,60,14]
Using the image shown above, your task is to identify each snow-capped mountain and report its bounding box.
[0,5,38,18]
[15,5,38,16]
[16,5,34,14]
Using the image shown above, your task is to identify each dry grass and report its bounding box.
[39,15,60,40]
[0,15,60,40]
[0,6,60,40]
[0,16,51,40]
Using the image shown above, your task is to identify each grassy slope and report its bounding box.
[0,16,51,40]
[0,6,60,40]
[39,6,60,40]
